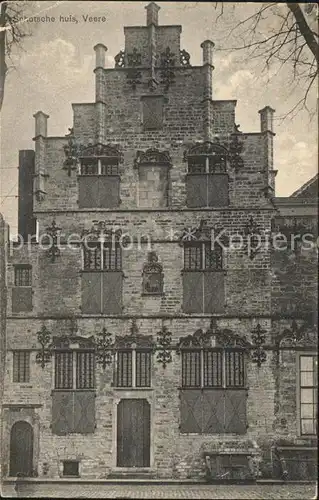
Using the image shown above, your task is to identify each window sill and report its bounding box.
[141,293,164,297]
[112,387,153,391]
[181,269,226,273]
[51,389,96,393]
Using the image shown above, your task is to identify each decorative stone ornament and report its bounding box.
[160,47,176,90]
[79,143,124,162]
[81,222,123,243]
[45,219,62,263]
[277,320,318,348]
[94,327,114,369]
[180,49,191,67]
[179,219,211,244]
[156,325,172,368]
[142,252,164,295]
[126,48,142,90]
[251,324,267,367]
[229,133,244,172]
[134,148,171,168]
[114,50,125,67]
[63,129,81,176]
[243,216,264,260]
[36,325,52,369]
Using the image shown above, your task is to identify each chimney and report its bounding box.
[94,43,107,69]
[33,111,49,202]
[258,106,275,134]
[145,2,160,26]
[201,39,215,67]
[18,150,36,241]
[258,107,276,194]
[200,40,215,141]
[33,111,49,138]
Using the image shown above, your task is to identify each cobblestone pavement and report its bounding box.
[1,482,317,499]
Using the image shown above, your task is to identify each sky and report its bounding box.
[0,1,318,235]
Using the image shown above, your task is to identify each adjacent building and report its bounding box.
[1,3,317,483]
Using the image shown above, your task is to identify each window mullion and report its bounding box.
[73,352,77,390]
[132,349,136,388]
[223,351,226,388]
[201,349,204,388]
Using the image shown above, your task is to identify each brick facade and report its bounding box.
[1,2,317,483]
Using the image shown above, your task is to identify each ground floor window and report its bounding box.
[298,354,318,436]
[180,348,247,434]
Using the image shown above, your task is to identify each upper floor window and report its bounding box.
[81,241,123,314]
[83,242,122,271]
[180,347,246,434]
[185,143,229,208]
[182,349,245,388]
[14,265,32,286]
[115,349,152,388]
[182,241,225,313]
[54,350,95,390]
[79,158,119,176]
[142,96,164,130]
[13,351,30,383]
[184,242,223,271]
[12,265,33,313]
[298,354,318,436]
[78,144,122,209]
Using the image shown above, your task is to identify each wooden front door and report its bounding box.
[9,421,33,476]
[117,399,150,467]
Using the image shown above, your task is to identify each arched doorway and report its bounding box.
[9,421,33,476]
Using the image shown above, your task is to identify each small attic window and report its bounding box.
[142,96,164,130]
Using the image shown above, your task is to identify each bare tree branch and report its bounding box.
[214,2,318,117]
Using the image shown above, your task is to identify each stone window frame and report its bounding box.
[296,352,318,437]
[12,350,30,383]
[54,349,96,390]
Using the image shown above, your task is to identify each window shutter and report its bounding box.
[180,389,203,433]
[73,391,95,433]
[78,176,99,208]
[186,175,207,207]
[224,390,247,434]
[204,271,225,313]
[12,288,32,312]
[202,389,225,434]
[142,97,164,130]
[102,271,123,314]
[208,174,229,207]
[183,272,203,313]
[81,273,102,314]
[99,176,120,208]
[52,392,75,435]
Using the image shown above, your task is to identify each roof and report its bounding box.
[290,173,318,199]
